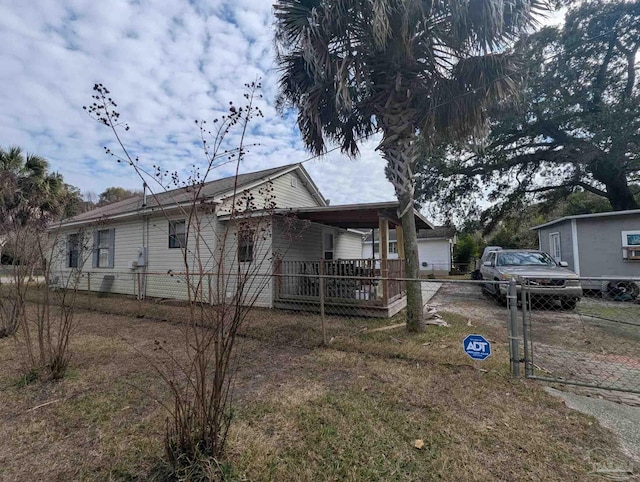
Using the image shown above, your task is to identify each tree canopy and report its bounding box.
[416,0,640,222]
[97,186,141,206]
[0,146,79,230]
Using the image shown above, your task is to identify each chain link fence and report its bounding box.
[520,277,640,396]
[46,269,508,340]
[45,269,640,397]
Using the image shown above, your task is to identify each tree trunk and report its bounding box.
[590,158,638,211]
[605,174,638,211]
[397,189,424,332]
[377,94,425,332]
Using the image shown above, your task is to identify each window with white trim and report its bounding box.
[549,232,561,262]
[238,229,254,263]
[169,220,187,249]
[97,229,111,268]
[621,230,640,259]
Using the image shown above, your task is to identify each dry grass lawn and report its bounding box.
[0,294,636,481]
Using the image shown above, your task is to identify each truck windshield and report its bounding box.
[496,252,556,266]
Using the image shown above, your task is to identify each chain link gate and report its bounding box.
[519,277,640,396]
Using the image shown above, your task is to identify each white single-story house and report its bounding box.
[362,226,456,276]
[532,209,640,295]
[51,163,433,317]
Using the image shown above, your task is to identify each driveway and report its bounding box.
[431,280,640,469]
[546,387,640,465]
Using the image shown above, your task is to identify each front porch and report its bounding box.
[271,202,432,318]
[274,258,407,318]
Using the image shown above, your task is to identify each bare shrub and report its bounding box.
[84,81,291,474]
[32,227,93,379]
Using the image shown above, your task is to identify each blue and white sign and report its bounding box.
[463,334,491,360]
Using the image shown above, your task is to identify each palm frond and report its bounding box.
[274,0,549,155]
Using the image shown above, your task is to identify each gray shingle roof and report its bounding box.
[63,163,298,225]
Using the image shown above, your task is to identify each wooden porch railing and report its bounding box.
[387,259,405,302]
[274,258,406,305]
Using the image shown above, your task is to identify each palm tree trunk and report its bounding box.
[378,100,425,332]
[397,189,424,332]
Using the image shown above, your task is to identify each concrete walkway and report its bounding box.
[421,281,442,305]
[545,387,640,464]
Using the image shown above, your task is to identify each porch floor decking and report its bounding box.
[274,279,442,319]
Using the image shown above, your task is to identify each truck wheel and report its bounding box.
[493,278,507,306]
[607,281,640,300]
[560,298,577,310]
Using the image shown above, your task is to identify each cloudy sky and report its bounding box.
[0,1,564,219]
[0,0,398,208]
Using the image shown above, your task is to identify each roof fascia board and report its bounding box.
[296,164,328,206]
[531,209,640,230]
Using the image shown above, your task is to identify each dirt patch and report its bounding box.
[429,282,509,329]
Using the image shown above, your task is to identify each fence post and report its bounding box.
[274,258,282,302]
[87,272,91,300]
[521,278,532,377]
[319,260,327,346]
[508,278,520,378]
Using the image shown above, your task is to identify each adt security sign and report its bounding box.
[463,334,491,361]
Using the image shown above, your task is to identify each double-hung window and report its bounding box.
[238,229,254,263]
[97,230,112,267]
[169,220,187,249]
[68,234,80,268]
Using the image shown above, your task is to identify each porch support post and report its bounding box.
[274,257,282,302]
[379,216,389,305]
[319,259,327,346]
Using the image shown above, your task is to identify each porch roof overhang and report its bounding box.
[276,202,434,230]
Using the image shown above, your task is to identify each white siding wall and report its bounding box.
[52,209,221,301]
[218,220,274,308]
[336,231,364,258]
[418,239,452,274]
[52,219,143,296]
[143,210,218,300]
[271,171,320,208]
[217,169,321,216]
[273,218,323,260]
[273,218,361,261]
[361,242,400,260]
[361,238,452,274]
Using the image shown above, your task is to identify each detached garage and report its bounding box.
[362,226,456,277]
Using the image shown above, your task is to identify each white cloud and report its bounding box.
[0,0,398,214]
